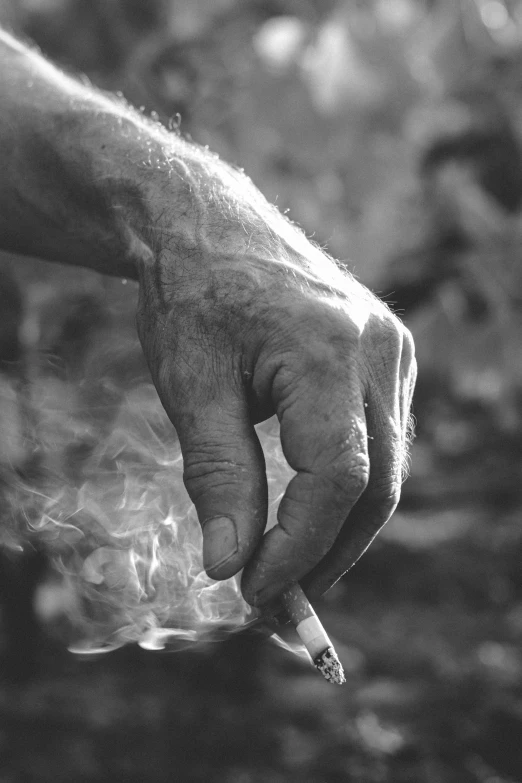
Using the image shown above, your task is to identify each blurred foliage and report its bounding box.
[5,0,522,458]
[1,0,522,781]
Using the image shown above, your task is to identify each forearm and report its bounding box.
[0,28,358,307]
[0,30,214,278]
[0,30,211,279]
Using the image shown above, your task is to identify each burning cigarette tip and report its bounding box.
[313,646,346,685]
[281,583,345,685]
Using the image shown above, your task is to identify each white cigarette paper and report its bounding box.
[281,583,345,685]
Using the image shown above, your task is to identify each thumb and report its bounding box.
[173,392,267,581]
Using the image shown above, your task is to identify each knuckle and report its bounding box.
[310,423,370,506]
[285,330,358,382]
[364,312,403,377]
[322,454,370,503]
[301,341,342,379]
[400,325,416,368]
[183,448,244,498]
[369,478,402,520]
[346,457,371,497]
[379,311,404,351]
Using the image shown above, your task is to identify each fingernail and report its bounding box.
[203,516,238,574]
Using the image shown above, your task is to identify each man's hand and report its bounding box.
[134,154,416,606]
[0,30,416,606]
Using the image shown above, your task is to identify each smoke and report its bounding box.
[0,271,305,658]
[28,383,294,652]
[0,278,297,654]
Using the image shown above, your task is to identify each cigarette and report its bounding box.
[281,583,345,685]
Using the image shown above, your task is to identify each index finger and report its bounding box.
[241,373,369,606]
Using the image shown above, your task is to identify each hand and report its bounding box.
[0,30,416,606]
[135,176,416,607]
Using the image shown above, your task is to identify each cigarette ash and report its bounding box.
[314,646,346,685]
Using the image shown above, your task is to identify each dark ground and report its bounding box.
[1,493,522,782]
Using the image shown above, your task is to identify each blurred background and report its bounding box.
[1,0,522,781]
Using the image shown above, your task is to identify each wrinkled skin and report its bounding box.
[134,161,416,606]
[0,29,416,606]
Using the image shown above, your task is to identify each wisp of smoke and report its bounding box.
[2,372,295,654]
